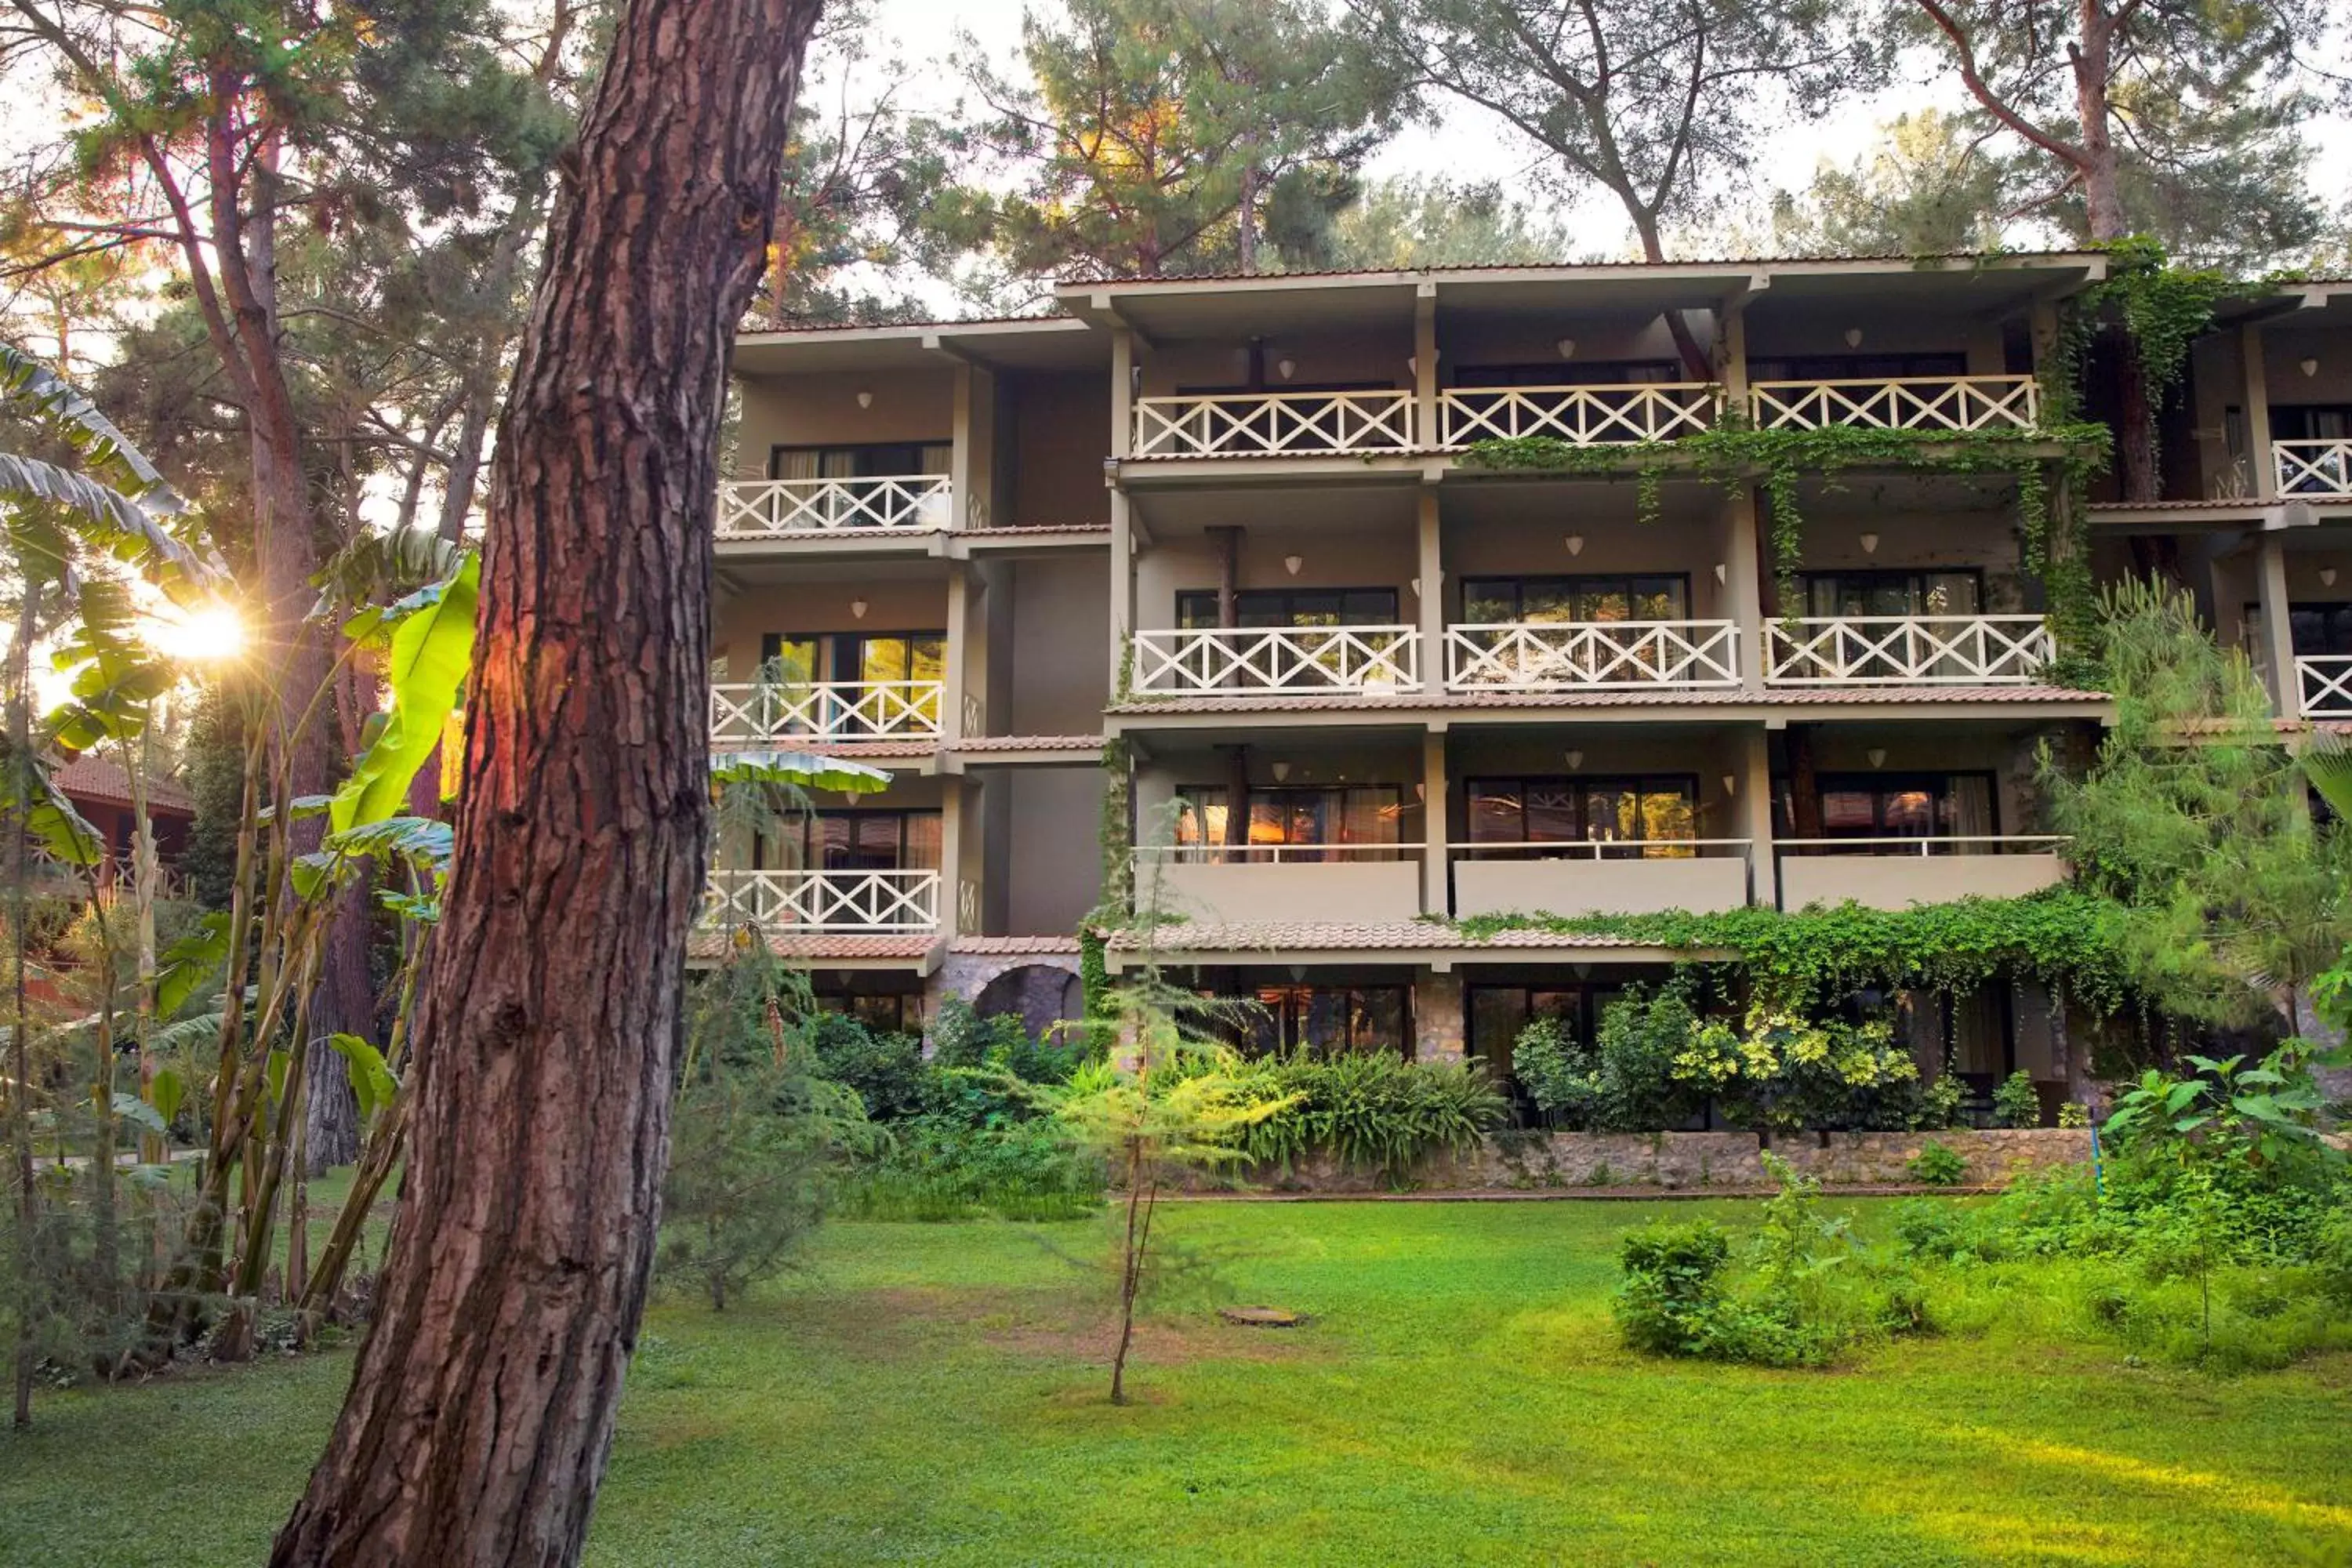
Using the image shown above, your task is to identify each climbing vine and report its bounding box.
[1461,423,2110,655]
[1094,735,1133,918]
[2084,236,2227,408]
[1439,889,2137,1018]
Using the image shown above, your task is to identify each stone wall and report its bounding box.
[1240,1127,2093,1193]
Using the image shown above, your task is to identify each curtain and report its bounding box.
[1947,775,1994,850]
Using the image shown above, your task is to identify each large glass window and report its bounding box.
[1465,775,1697,858]
[2245,601,2352,657]
[760,631,946,685]
[1174,785,1404,861]
[1174,588,1399,629]
[2271,405,2352,443]
[1461,575,1688,624]
[768,441,951,479]
[1222,985,1411,1056]
[1451,361,1686,388]
[1802,570,1982,619]
[1747,352,1969,382]
[764,810,942,872]
[1778,772,1997,851]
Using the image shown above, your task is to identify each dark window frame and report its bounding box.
[760,808,944,873]
[1463,773,1701,851]
[1460,573,1693,623]
[761,630,948,684]
[767,439,953,479]
[1174,586,1402,629]
[1774,769,2001,847]
[1798,568,1985,618]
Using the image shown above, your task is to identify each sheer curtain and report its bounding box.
[1947,775,1994,853]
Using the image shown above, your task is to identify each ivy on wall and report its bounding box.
[1094,735,1133,917]
[1442,889,2136,1017]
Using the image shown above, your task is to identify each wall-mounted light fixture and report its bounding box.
[1410,577,1421,597]
[1565,532,1586,557]
[851,597,869,620]
[1713,562,1728,585]
[2324,567,2340,588]
[1859,532,1880,555]
[1276,358,1297,382]
[1283,554,1304,576]
[1843,327,1864,348]
[1270,761,1291,782]
[1406,355,1418,376]
[1555,337,1577,359]
[2302,357,2321,379]
[1867,747,1887,769]
[1565,750,1584,771]
[856,390,874,409]
[1414,781,1426,800]
[1722,773,1737,798]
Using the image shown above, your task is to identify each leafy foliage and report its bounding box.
[1232,1051,1508,1181]
[1991,1070,2042,1130]
[1906,1141,1969,1187]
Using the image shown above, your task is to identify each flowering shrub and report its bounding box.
[1670,1007,1919,1131]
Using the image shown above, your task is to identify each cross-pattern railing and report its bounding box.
[717,475,952,536]
[1774,835,2070,858]
[701,868,941,932]
[2274,440,2352,498]
[1749,376,2040,432]
[1446,620,1740,691]
[1131,390,1414,456]
[709,681,943,744]
[1764,615,2053,685]
[1437,383,1721,446]
[1130,625,1419,695]
[2297,655,2352,717]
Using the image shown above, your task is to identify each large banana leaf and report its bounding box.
[0,343,182,508]
[711,750,892,794]
[330,553,478,832]
[0,733,103,867]
[314,526,467,631]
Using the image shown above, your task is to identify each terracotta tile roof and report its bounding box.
[1059,252,2105,287]
[739,310,1069,336]
[964,523,1112,535]
[953,735,1105,753]
[2084,499,2269,512]
[1106,685,2108,716]
[687,929,938,963]
[1109,921,1661,953]
[949,935,1083,955]
[50,755,195,814]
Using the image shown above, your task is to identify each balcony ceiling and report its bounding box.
[1128,480,1421,535]
[732,316,1102,374]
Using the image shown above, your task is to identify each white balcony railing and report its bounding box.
[1131,390,1414,457]
[1148,840,1422,864]
[717,475,951,536]
[1437,383,1721,447]
[2274,440,2352,498]
[1764,615,2053,685]
[1130,625,1420,695]
[709,681,944,744]
[701,868,941,932]
[2296,655,2352,717]
[1749,376,2040,432]
[1774,835,2071,857]
[1446,620,1740,691]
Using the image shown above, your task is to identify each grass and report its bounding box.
[4,1198,2350,1566]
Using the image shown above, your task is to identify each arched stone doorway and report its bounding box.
[973,964,1085,1044]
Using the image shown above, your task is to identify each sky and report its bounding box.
[824,0,2352,285]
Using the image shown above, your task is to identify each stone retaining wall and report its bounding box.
[1245,1127,2092,1193]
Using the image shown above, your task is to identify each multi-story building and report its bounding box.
[708,256,2352,1099]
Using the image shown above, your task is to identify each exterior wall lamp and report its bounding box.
[1283,554,1304,576]
[1565,533,1585,557]
[2302,358,2321,379]
[851,597,869,619]
[1566,750,1584,770]
[1867,748,1887,769]
[1843,327,1864,348]
[1859,532,1880,555]
[2323,568,2339,588]
[856,390,873,408]
[1277,358,1297,381]
[1271,761,1291,782]
[1555,338,1576,359]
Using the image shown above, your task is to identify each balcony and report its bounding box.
[1748,376,2040,432]
[1436,383,1721,447]
[1130,625,1420,696]
[2296,655,2352,718]
[1131,390,1414,457]
[1775,837,2069,910]
[1764,615,2053,686]
[1453,841,1752,918]
[2274,440,2352,498]
[1143,844,1424,925]
[1446,620,1740,691]
[702,868,942,932]
[709,680,944,745]
[717,475,952,537]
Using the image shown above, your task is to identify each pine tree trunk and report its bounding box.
[269,1,822,1561]
[302,881,372,1172]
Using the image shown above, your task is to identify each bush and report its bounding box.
[1906,1140,1969,1186]
[1511,1016,1599,1127]
[1915,1073,1966,1131]
[835,1118,1105,1221]
[806,1013,927,1120]
[1590,984,1708,1131]
[1992,1070,2042,1128]
[1613,1221,1732,1356]
[1237,1051,1510,1182]
[1670,1007,1919,1132]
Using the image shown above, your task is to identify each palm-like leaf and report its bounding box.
[313,526,467,626]
[2301,728,2352,823]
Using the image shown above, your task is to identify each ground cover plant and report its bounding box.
[2,1198,2348,1567]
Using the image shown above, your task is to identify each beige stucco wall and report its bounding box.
[1003,554,1111,734]
[711,575,951,679]
[1002,768,1105,936]
[1007,370,1112,527]
[1794,726,2050,841]
[1139,329,1415,399]
[1779,851,2067,911]
[2264,323,2352,407]
[1156,858,1424,924]
[1131,521,1420,632]
[1440,490,1739,622]
[1440,314,1701,379]
[1453,855,1749,918]
[1787,488,2031,611]
[735,368,955,477]
[1743,307,2008,376]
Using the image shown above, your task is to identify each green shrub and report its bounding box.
[1916,1073,1966,1131]
[1992,1070,2042,1128]
[1590,983,1708,1131]
[836,1119,1105,1222]
[1613,1221,1732,1356]
[807,1014,927,1120]
[1907,1140,1969,1186]
[1238,1051,1509,1181]
[1511,1016,1599,1127]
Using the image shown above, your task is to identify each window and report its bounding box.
[1802,570,1982,619]
[1451,361,1686,388]
[2271,405,2352,443]
[1174,588,1399,629]
[1777,772,1997,852]
[1223,985,1412,1056]
[1465,775,1697,857]
[760,631,946,686]
[1461,575,1688,625]
[1747,352,1969,382]
[1174,785,1404,861]
[811,985,924,1034]
[763,810,942,872]
[768,441,951,480]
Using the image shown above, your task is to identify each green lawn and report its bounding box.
[4,1199,2349,1566]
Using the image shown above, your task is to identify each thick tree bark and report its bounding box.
[302,882,372,1171]
[269,2,822,1562]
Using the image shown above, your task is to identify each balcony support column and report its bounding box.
[2243,325,2276,501]
[942,775,982,941]
[2258,535,2299,717]
[1421,728,1449,916]
[1417,490,1443,693]
[1722,489,1767,686]
[1736,727,1777,911]
[1414,282,1437,446]
[1109,327,1136,691]
[945,561,975,742]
